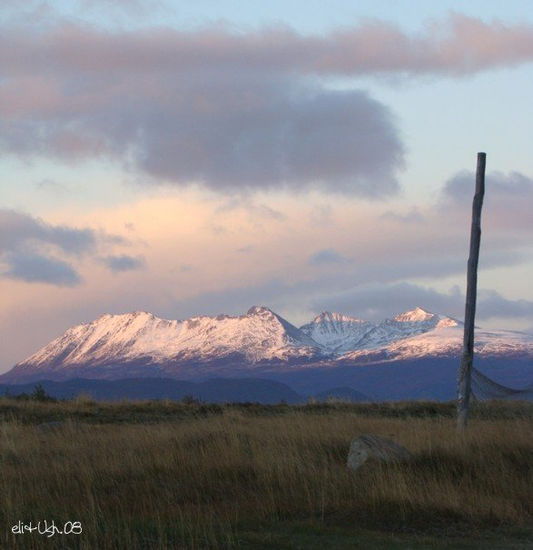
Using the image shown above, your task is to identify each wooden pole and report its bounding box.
[457,152,486,432]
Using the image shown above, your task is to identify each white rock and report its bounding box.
[347,434,412,471]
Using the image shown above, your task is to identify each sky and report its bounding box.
[1,0,533,371]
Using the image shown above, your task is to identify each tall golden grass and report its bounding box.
[1,399,532,549]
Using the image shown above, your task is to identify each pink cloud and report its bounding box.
[2,14,533,77]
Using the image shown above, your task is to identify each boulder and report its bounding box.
[35,420,89,438]
[35,421,66,433]
[347,434,412,471]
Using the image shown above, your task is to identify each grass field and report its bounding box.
[1,398,532,549]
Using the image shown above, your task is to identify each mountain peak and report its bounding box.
[315,311,343,322]
[394,307,435,323]
[312,311,367,324]
[300,311,375,354]
[6,306,322,382]
[1,304,530,386]
[246,305,275,316]
[95,311,155,323]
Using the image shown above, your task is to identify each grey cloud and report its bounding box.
[443,170,533,201]
[0,209,132,286]
[309,248,349,266]
[360,250,526,283]
[7,13,533,195]
[171,276,533,328]
[170,194,529,319]
[312,282,533,323]
[101,254,146,272]
[0,73,404,196]
[2,250,81,286]
[171,279,291,320]
[0,209,95,255]
[440,170,533,231]
[170,243,527,323]
[5,14,533,197]
[312,282,464,321]
[477,289,533,320]
[10,13,532,195]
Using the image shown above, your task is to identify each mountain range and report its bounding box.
[1,306,532,401]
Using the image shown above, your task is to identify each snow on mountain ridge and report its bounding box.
[19,306,465,370]
[312,311,368,324]
[299,307,460,353]
[352,310,459,350]
[394,306,435,322]
[6,305,531,386]
[338,325,533,363]
[18,306,323,372]
[300,311,375,353]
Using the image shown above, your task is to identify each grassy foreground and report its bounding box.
[1,398,532,549]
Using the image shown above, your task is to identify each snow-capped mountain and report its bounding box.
[300,312,374,353]
[1,305,531,385]
[352,307,460,350]
[3,306,323,382]
[338,324,533,364]
[300,307,460,353]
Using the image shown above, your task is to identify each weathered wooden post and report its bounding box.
[457,152,486,432]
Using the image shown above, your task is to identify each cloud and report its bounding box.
[477,289,533,320]
[6,13,533,194]
[443,170,533,201]
[309,248,349,265]
[0,209,96,256]
[0,208,89,286]
[0,209,133,286]
[312,282,463,321]
[0,71,403,196]
[2,250,81,286]
[172,278,292,319]
[101,254,146,272]
[170,275,533,329]
[311,282,533,323]
[440,170,533,231]
[3,14,533,77]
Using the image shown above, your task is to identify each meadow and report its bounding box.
[1,397,532,549]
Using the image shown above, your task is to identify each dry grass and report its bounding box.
[1,399,532,549]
